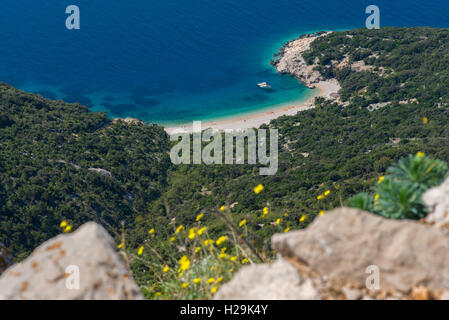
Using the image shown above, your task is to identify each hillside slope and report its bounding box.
[1,27,449,276]
[0,83,171,259]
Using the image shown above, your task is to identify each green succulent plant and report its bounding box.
[373,177,425,220]
[347,153,449,220]
[387,153,448,189]
[346,192,374,212]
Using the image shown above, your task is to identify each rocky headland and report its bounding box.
[271,31,339,90]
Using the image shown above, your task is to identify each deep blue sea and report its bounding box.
[0,0,447,125]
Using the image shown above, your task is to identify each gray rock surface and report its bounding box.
[215,257,320,300]
[0,222,143,300]
[272,208,449,293]
[217,207,449,300]
[423,176,449,228]
[0,242,13,275]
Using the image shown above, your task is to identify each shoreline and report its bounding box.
[164,31,340,134]
[164,79,339,134]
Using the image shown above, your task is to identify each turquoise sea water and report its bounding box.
[0,1,448,125]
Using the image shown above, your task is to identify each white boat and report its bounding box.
[257,82,272,89]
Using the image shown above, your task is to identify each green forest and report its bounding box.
[1,27,449,296]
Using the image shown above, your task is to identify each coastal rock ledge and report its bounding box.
[216,208,449,300]
[0,223,143,300]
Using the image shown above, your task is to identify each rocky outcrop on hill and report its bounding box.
[88,167,112,178]
[0,222,143,300]
[0,242,13,275]
[216,208,449,300]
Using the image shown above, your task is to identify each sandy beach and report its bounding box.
[164,79,340,134]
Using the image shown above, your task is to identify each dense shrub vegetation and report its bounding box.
[2,27,449,297]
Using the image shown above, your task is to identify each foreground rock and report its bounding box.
[0,242,13,275]
[215,258,320,300]
[0,222,143,300]
[274,208,449,293]
[217,208,449,300]
[423,176,449,228]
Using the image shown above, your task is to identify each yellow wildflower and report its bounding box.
[220,205,226,211]
[163,266,170,273]
[211,286,218,294]
[203,239,214,246]
[239,219,247,227]
[374,193,380,202]
[324,190,331,196]
[284,227,290,233]
[254,184,264,194]
[193,278,201,284]
[175,225,184,233]
[210,266,215,271]
[229,269,233,273]
[230,256,237,262]
[63,225,72,233]
[197,227,207,236]
[216,236,227,246]
[241,258,249,264]
[155,292,162,297]
[216,277,223,283]
[148,228,155,235]
[195,247,201,253]
[417,152,425,157]
[263,207,269,216]
[219,253,228,259]
[317,194,324,200]
[179,255,191,272]
[319,210,325,216]
[60,220,67,228]
[207,278,215,284]
[117,243,123,249]
[170,237,175,243]
[181,283,189,289]
[299,215,307,222]
[276,218,281,225]
[137,246,144,255]
[423,117,429,124]
[188,228,196,240]
[377,176,385,184]
[221,247,227,253]
[196,213,204,221]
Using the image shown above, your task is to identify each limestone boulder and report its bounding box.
[0,222,143,300]
[273,208,449,292]
[423,176,449,228]
[215,257,320,300]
